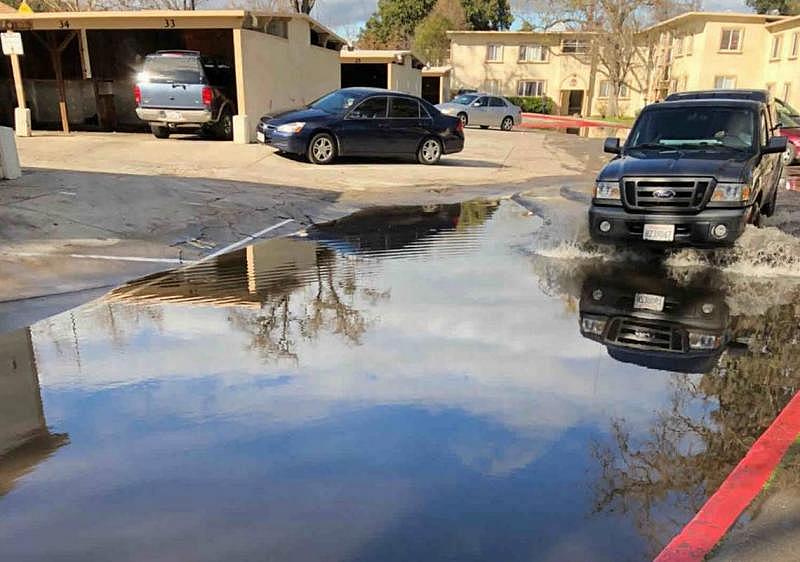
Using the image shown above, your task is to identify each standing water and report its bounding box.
[1,200,799,561]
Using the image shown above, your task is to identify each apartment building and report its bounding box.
[448,12,799,117]
[448,29,647,117]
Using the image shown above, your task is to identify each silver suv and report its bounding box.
[134,51,236,140]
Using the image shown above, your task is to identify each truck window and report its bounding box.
[143,55,204,84]
[628,107,756,151]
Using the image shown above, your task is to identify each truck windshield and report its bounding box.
[142,55,204,84]
[628,107,756,152]
[309,91,361,114]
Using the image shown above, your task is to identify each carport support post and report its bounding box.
[232,29,250,144]
[9,51,31,137]
[33,31,76,135]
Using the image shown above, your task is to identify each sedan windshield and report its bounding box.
[627,107,756,151]
[309,91,360,114]
[452,94,478,106]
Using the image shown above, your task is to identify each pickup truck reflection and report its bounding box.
[579,269,733,373]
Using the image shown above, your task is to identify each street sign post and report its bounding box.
[2,31,31,137]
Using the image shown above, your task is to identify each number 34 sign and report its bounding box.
[1,32,24,56]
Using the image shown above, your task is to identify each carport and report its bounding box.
[0,10,344,143]
[421,66,451,105]
[339,49,423,96]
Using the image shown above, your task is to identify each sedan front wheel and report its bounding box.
[418,137,443,165]
[308,133,336,165]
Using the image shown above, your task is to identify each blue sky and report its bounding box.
[313,0,752,39]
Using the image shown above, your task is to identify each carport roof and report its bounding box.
[340,49,424,68]
[0,9,345,45]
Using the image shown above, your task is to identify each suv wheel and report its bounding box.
[501,116,514,131]
[215,109,233,141]
[308,133,336,165]
[418,137,443,165]
[150,124,170,139]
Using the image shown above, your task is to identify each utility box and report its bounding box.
[0,126,22,180]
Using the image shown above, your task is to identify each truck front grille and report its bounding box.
[623,178,713,212]
[609,318,685,352]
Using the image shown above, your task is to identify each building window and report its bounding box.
[784,82,792,101]
[266,19,289,38]
[685,35,693,55]
[669,79,678,94]
[771,35,783,59]
[720,28,743,51]
[486,44,503,62]
[714,75,737,89]
[791,32,800,58]
[674,36,683,56]
[484,79,501,94]
[517,80,546,96]
[561,39,590,54]
[518,44,548,62]
[598,80,629,98]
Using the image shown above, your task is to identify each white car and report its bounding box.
[436,93,522,131]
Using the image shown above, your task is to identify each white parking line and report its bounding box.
[203,218,295,260]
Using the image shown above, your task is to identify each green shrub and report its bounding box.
[506,96,556,114]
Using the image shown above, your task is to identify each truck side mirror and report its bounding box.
[604,137,621,154]
[763,136,788,155]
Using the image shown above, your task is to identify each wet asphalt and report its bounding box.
[1,199,799,561]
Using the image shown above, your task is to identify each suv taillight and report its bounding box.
[202,86,213,108]
[456,119,464,132]
[134,85,141,106]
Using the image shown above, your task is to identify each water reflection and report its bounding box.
[1,200,799,561]
[0,328,68,497]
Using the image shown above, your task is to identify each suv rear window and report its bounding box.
[628,107,756,151]
[143,55,204,84]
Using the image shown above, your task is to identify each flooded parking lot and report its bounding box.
[1,200,799,561]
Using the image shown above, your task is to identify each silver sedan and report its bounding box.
[436,93,522,131]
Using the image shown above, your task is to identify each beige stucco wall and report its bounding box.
[233,20,340,143]
[388,56,422,96]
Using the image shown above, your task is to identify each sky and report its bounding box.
[312,0,752,39]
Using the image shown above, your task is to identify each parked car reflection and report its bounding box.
[578,267,742,373]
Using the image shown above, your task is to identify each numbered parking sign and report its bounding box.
[1,32,23,56]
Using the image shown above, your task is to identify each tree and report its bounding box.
[359,0,511,49]
[413,0,467,64]
[461,0,512,30]
[746,0,800,14]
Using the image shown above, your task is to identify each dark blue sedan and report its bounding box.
[256,88,465,165]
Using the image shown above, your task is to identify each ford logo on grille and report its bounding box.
[653,189,676,199]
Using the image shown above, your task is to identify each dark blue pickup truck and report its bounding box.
[590,97,787,247]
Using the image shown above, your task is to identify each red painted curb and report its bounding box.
[654,390,800,562]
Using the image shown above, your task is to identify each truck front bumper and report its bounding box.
[136,108,213,126]
[589,205,752,247]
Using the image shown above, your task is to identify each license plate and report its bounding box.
[165,110,184,122]
[643,224,675,242]
[634,293,665,312]
[257,131,266,143]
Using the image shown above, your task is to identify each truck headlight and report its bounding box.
[581,316,607,336]
[688,332,721,350]
[594,181,621,200]
[711,183,750,202]
[277,122,306,134]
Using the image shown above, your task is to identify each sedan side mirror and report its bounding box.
[762,136,788,155]
[604,137,621,154]
[472,101,482,107]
